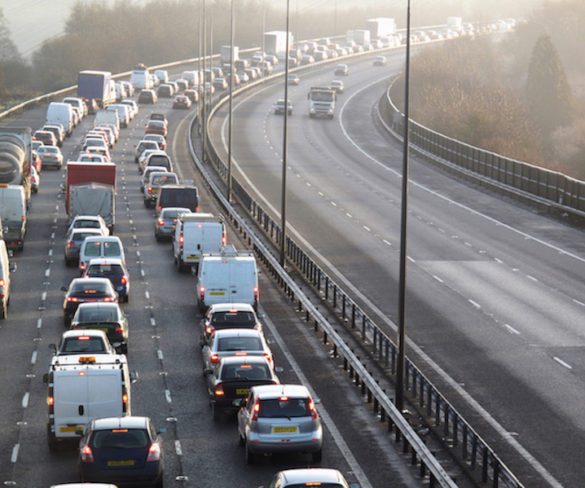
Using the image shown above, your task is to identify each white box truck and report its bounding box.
[196,245,259,312]
[366,17,397,38]
[173,213,225,272]
[221,45,239,65]
[44,354,133,450]
[46,102,75,136]
[447,16,463,33]
[264,31,293,58]
[349,29,371,46]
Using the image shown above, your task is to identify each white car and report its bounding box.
[269,469,350,488]
[67,215,110,237]
[79,236,125,272]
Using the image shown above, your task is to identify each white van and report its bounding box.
[106,104,131,128]
[0,185,27,251]
[0,240,15,319]
[79,235,125,272]
[154,69,169,84]
[196,245,259,312]
[173,213,225,271]
[46,102,74,136]
[181,70,200,87]
[94,109,120,132]
[44,354,132,450]
[130,68,153,90]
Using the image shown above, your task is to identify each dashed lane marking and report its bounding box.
[553,357,572,370]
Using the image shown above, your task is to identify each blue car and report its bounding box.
[79,416,163,487]
[83,258,130,303]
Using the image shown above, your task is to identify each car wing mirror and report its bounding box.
[42,373,49,384]
[274,367,284,374]
[60,286,68,292]
[48,343,57,354]
[9,262,17,273]
[313,397,321,405]
[130,371,139,383]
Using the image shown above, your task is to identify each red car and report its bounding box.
[145,120,167,138]
[33,130,57,146]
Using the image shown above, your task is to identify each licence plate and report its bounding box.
[236,388,249,396]
[187,255,200,260]
[59,425,83,433]
[107,459,135,467]
[209,291,225,296]
[272,426,298,433]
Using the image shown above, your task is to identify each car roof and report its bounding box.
[62,329,108,339]
[70,228,103,236]
[220,355,270,366]
[51,483,118,488]
[87,258,124,266]
[213,328,262,339]
[92,416,149,430]
[84,236,122,243]
[252,384,310,399]
[72,215,104,222]
[209,303,255,313]
[70,277,113,286]
[76,302,120,311]
[280,468,346,484]
[161,207,190,215]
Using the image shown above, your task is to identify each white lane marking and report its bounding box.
[432,275,444,283]
[331,201,337,207]
[573,299,585,307]
[175,440,183,456]
[464,241,472,247]
[318,192,324,197]
[11,444,19,463]
[306,182,312,187]
[36,318,42,329]
[45,268,50,277]
[150,318,156,327]
[48,249,53,257]
[50,232,55,239]
[553,357,572,370]
[407,256,415,263]
[31,351,37,365]
[141,269,146,277]
[165,390,172,403]
[527,275,538,282]
[145,291,150,300]
[41,292,47,301]
[383,239,392,246]
[504,324,520,335]
[136,251,141,257]
[157,350,164,360]
[22,392,29,408]
[346,213,353,218]
[218,69,563,486]
[262,312,373,488]
[494,258,503,264]
[363,225,371,232]
[468,299,481,309]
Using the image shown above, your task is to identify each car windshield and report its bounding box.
[60,336,107,353]
[76,306,119,322]
[258,398,311,418]
[211,311,255,328]
[42,147,59,154]
[217,336,262,352]
[87,264,124,278]
[221,363,270,380]
[92,429,149,449]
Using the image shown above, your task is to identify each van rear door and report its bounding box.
[204,260,229,305]
[182,222,203,262]
[87,369,124,419]
[229,260,256,305]
[53,372,89,438]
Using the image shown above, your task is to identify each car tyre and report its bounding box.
[154,475,164,488]
[238,432,245,446]
[0,303,7,320]
[245,443,255,464]
[311,449,322,463]
[211,403,221,422]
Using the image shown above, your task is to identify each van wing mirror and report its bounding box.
[42,373,49,384]
[130,371,139,383]
[49,343,57,354]
[60,286,68,292]
[9,262,17,273]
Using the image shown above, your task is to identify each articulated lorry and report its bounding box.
[264,31,293,58]
[77,70,116,109]
[66,162,116,231]
[366,18,397,38]
[0,127,32,206]
[307,87,337,119]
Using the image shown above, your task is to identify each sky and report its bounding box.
[1,0,545,59]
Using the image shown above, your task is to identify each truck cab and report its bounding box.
[307,87,337,119]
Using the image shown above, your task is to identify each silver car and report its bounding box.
[237,384,323,464]
[154,207,190,240]
[268,469,351,488]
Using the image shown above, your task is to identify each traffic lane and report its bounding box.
[210,51,585,482]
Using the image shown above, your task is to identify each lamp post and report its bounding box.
[227,0,235,202]
[395,0,412,414]
[201,0,207,164]
[279,0,291,267]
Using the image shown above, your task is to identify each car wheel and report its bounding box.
[0,303,6,320]
[155,234,162,242]
[238,432,245,446]
[63,316,71,328]
[176,257,183,272]
[144,200,149,208]
[311,449,322,463]
[245,443,255,464]
[124,294,129,303]
[211,404,221,422]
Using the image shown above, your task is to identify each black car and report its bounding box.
[71,302,129,354]
[206,356,279,420]
[62,277,118,327]
[82,258,130,303]
[200,303,262,346]
[157,84,175,98]
[138,89,157,104]
[155,184,199,215]
[79,416,164,487]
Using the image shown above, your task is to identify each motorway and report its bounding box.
[0,83,429,487]
[208,50,585,487]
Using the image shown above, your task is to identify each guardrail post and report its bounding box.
[333,285,337,308]
[482,446,489,482]
[351,304,356,328]
[342,295,346,320]
[462,424,468,460]
[325,277,329,300]
[471,436,478,469]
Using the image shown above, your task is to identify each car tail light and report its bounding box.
[179,234,184,245]
[67,241,75,248]
[0,279,4,287]
[79,262,86,270]
[309,399,318,420]
[121,275,128,285]
[199,287,205,301]
[158,219,164,226]
[210,353,220,365]
[47,396,54,406]
[80,445,94,463]
[214,385,225,397]
[222,230,226,246]
[205,325,214,335]
[66,297,79,303]
[115,327,124,335]
[251,402,260,421]
[103,296,115,302]
[147,186,153,194]
[147,442,162,462]
[263,352,272,365]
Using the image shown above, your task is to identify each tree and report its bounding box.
[525,34,574,142]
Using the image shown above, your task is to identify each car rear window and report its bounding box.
[159,188,199,210]
[71,281,110,294]
[211,311,255,328]
[221,363,270,380]
[61,337,106,353]
[258,397,311,418]
[217,336,262,352]
[151,174,178,186]
[149,155,170,167]
[87,264,124,277]
[284,485,344,488]
[161,209,187,219]
[77,306,119,322]
[75,220,100,229]
[72,232,99,242]
[92,429,149,449]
